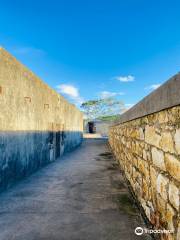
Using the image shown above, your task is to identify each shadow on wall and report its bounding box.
[0,130,83,192]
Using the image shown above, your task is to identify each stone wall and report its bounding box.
[109,75,180,240]
[0,47,83,191]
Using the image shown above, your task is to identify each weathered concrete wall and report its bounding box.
[109,74,180,240]
[0,47,83,191]
[84,120,113,137]
[95,121,113,137]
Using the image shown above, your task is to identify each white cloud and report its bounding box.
[56,84,84,105]
[99,91,125,99]
[57,84,79,98]
[121,103,135,113]
[115,75,135,82]
[125,103,134,108]
[145,84,161,90]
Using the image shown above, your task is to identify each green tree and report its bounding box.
[81,97,125,120]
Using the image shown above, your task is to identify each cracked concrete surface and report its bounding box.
[0,139,151,240]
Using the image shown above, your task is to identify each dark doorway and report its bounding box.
[88,122,95,133]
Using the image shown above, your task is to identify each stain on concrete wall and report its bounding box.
[95,121,113,137]
[0,47,83,191]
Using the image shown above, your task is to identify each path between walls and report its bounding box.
[0,139,152,240]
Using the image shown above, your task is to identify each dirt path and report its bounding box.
[0,139,151,240]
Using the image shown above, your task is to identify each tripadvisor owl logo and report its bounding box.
[135,227,174,235]
[135,227,144,235]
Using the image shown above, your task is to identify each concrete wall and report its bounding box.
[0,47,83,191]
[95,121,113,137]
[84,120,113,137]
[109,74,180,240]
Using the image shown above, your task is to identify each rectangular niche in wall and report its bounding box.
[24,96,31,103]
[44,104,49,109]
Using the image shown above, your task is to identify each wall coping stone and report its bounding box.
[113,73,180,125]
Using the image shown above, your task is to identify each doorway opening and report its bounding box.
[88,122,96,133]
[55,131,61,158]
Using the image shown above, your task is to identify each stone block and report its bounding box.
[133,170,142,185]
[143,149,147,160]
[150,165,158,189]
[156,174,169,201]
[145,126,161,148]
[159,132,175,154]
[139,128,145,140]
[152,147,166,171]
[142,178,149,200]
[134,182,142,198]
[138,158,149,180]
[165,203,176,232]
[132,141,136,152]
[165,153,180,182]
[149,186,157,205]
[135,141,142,156]
[130,129,137,138]
[168,106,180,123]
[147,151,152,161]
[177,221,180,240]
[156,195,166,219]
[143,205,151,220]
[158,111,169,123]
[132,155,138,168]
[168,182,179,211]
[174,129,180,154]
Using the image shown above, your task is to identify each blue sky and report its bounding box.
[0,0,180,109]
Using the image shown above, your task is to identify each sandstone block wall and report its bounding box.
[109,74,180,240]
[0,48,83,191]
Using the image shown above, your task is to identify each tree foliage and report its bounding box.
[81,97,125,120]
